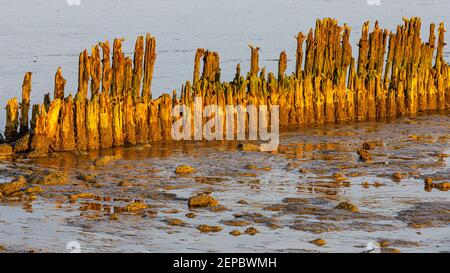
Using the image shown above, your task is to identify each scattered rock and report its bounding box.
[25,186,42,195]
[299,168,308,174]
[432,182,450,191]
[332,172,347,182]
[188,193,219,208]
[0,143,13,156]
[185,212,196,219]
[222,220,250,227]
[392,172,404,181]
[334,202,359,212]
[309,238,327,247]
[357,149,371,162]
[175,165,196,174]
[166,218,184,226]
[244,227,259,235]
[237,143,260,152]
[123,202,149,213]
[229,230,242,236]
[237,199,248,205]
[70,193,95,201]
[425,178,450,191]
[28,170,68,185]
[0,176,26,196]
[197,225,223,233]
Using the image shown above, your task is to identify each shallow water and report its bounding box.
[0,113,449,252]
[1,0,450,129]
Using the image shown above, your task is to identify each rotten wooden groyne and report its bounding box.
[1,17,450,155]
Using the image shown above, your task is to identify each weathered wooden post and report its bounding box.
[20,72,32,134]
[249,45,260,77]
[54,67,66,100]
[5,98,19,142]
[132,36,144,98]
[142,33,157,101]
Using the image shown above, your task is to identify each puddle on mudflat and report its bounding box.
[0,113,449,253]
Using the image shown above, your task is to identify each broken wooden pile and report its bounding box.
[1,17,449,155]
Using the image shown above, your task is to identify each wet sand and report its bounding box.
[0,113,449,253]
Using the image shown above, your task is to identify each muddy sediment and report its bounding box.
[0,113,449,252]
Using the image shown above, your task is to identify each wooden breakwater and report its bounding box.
[1,17,449,155]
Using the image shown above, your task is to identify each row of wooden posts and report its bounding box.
[2,17,450,154]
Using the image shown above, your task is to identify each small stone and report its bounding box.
[362,181,370,188]
[424,178,433,186]
[244,227,259,235]
[0,176,26,196]
[123,202,149,213]
[237,143,260,152]
[309,238,327,247]
[335,202,359,212]
[332,172,347,182]
[229,230,242,236]
[299,168,308,174]
[175,165,196,174]
[357,149,371,162]
[237,199,248,205]
[185,212,196,218]
[223,220,250,227]
[433,182,450,191]
[28,170,68,185]
[166,218,184,226]
[188,193,219,208]
[25,186,42,195]
[197,225,223,233]
[392,172,404,181]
